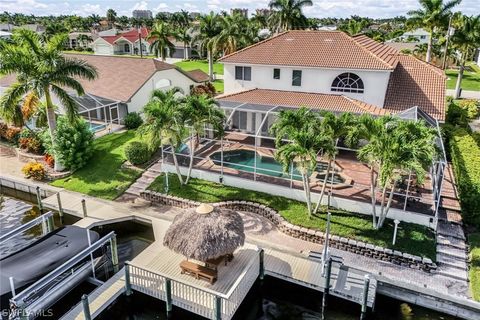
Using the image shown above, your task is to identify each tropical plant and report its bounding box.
[77,34,93,48]
[271,107,321,216]
[0,29,97,170]
[106,9,117,28]
[450,15,480,99]
[44,23,69,39]
[407,0,461,63]
[313,112,356,214]
[268,0,313,33]
[147,21,175,61]
[214,14,254,55]
[358,117,437,229]
[181,94,225,184]
[340,19,368,36]
[174,27,192,60]
[192,12,222,80]
[124,112,143,129]
[22,162,46,180]
[41,116,94,171]
[138,88,187,184]
[125,141,151,165]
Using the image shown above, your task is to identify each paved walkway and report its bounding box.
[446,89,480,99]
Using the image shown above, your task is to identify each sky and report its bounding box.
[0,0,478,19]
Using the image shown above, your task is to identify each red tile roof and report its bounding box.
[220,30,397,70]
[217,89,389,116]
[98,27,151,45]
[384,55,446,121]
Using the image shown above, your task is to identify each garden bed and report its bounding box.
[147,173,436,260]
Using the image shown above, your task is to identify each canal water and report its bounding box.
[0,192,461,320]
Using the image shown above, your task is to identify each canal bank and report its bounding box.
[1,175,479,319]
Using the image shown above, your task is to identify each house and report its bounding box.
[0,23,14,32]
[0,54,209,126]
[218,30,446,121]
[0,31,12,40]
[392,28,430,43]
[91,27,150,56]
[67,32,98,50]
[17,24,45,34]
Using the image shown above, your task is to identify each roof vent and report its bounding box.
[324,39,333,42]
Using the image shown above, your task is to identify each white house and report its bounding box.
[91,27,150,56]
[218,30,446,122]
[392,28,430,44]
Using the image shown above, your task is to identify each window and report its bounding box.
[273,68,280,80]
[124,43,130,53]
[235,66,251,81]
[292,70,302,86]
[331,73,364,93]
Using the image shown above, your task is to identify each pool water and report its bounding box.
[211,149,345,183]
[89,122,107,132]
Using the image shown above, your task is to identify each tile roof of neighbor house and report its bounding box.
[99,27,151,45]
[0,54,208,102]
[384,54,446,121]
[217,89,389,116]
[219,30,398,70]
[183,69,210,82]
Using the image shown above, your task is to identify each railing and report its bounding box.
[127,248,260,320]
[0,211,54,244]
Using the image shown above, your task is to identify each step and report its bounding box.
[436,266,469,282]
[437,222,466,240]
[136,176,156,185]
[436,244,467,260]
[143,171,161,179]
[436,234,467,250]
[436,254,468,270]
[149,163,163,173]
[124,186,143,196]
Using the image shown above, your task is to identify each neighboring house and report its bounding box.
[91,27,150,56]
[0,24,14,32]
[67,32,98,50]
[385,42,417,52]
[392,28,430,43]
[0,54,209,124]
[218,30,446,121]
[0,31,12,40]
[17,24,45,34]
[168,37,198,59]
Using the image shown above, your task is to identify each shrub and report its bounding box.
[449,127,480,226]
[22,162,46,180]
[44,154,55,168]
[42,117,94,171]
[124,112,143,129]
[458,99,479,119]
[5,127,21,144]
[0,122,7,138]
[190,82,216,97]
[124,141,150,165]
[18,129,44,154]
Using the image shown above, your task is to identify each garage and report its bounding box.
[95,43,112,55]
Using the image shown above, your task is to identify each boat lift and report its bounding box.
[0,211,55,245]
[9,231,118,320]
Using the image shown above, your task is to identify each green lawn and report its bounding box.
[469,232,480,301]
[149,173,436,259]
[51,131,142,200]
[212,80,224,93]
[174,60,224,75]
[446,62,480,91]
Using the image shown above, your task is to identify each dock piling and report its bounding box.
[56,193,64,223]
[165,278,172,317]
[82,294,92,320]
[321,257,332,320]
[81,199,88,217]
[259,249,265,281]
[9,276,16,296]
[360,275,370,320]
[35,186,43,212]
[125,262,133,296]
[215,296,222,320]
[110,234,119,273]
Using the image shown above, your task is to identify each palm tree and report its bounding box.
[0,29,97,170]
[106,9,117,29]
[451,15,480,99]
[268,0,313,33]
[77,34,93,48]
[44,23,69,39]
[214,14,252,56]
[138,88,187,184]
[147,21,175,61]
[271,107,321,216]
[313,112,356,214]
[174,27,192,60]
[407,0,461,63]
[341,19,367,36]
[358,118,437,229]
[192,12,221,80]
[181,94,225,184]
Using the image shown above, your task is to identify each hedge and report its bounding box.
[449,127,480,226]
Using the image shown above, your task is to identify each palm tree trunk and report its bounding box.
[454,55,465,99]
[426,32,433,63]
[376,184,388,229]
[185,133,195,184]
[184,43,188,60]
[313,159,332,214]
[207,49,214,81]
[45,88,64,172]
[171,145,184,185]
[301,172,312,217]
[379,182,397,228]
[369,166,377,228]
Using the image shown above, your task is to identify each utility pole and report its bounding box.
[138,24,143,58]
[442,15,454,70]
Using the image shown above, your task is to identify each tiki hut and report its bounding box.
[163,204,245,262]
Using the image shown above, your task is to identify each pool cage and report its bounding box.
[72,93,126,132]
[162,102,447,221]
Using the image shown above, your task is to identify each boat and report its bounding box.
[0,226,99,298]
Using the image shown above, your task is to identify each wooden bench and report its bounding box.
[180,260,217,284]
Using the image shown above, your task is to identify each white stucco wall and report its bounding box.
[92,38,114,55]
[223,63,392,107]
[127,68,197,114]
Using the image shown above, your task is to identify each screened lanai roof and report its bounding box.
[71,93,120,113]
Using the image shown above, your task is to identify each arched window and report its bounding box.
[331,73,364,93]
[124,43,130,53]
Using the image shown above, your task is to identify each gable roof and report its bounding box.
[96,27,151,45]
[220,30,397,70]
[384,54,446,121]
[0,54,208,103]
[217,89,389,116]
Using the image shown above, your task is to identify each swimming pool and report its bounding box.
[210,149,345,183]
[88,122,107,132]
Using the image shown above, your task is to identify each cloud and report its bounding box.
[132,1,149,11]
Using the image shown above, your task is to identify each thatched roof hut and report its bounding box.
[163,204,245,262]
